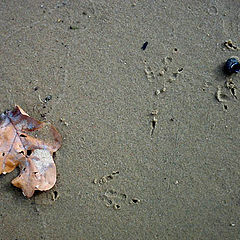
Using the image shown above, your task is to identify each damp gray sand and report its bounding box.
[0,1,240,239]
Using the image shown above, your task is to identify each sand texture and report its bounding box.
[0,0,240,239]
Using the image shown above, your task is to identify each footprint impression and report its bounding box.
[144,50,184,137]
[93,171,140,210]
[144,52,184,91]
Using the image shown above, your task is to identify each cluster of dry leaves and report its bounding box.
[0,106,62,198]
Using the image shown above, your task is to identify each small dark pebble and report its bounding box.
[141,41,148,50]
[225,58,240,74]
[44,95,52,102]
[34,86,39,91]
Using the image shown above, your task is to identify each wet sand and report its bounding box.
[0,1,240,239]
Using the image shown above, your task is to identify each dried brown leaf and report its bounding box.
[0,105,62,198]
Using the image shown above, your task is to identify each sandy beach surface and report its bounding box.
[0,0,240,239]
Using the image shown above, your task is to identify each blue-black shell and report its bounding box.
[225,58,240,74]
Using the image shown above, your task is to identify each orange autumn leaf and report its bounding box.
[0,105,62,198]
